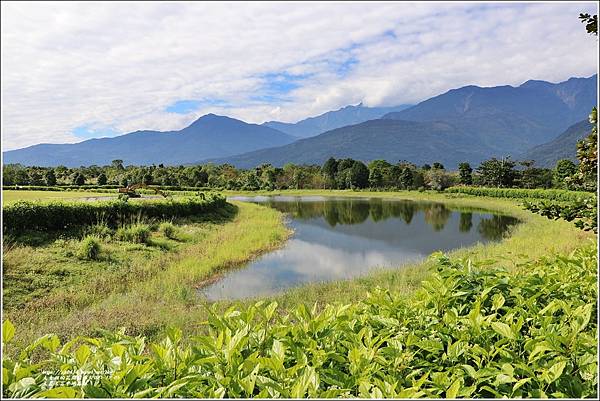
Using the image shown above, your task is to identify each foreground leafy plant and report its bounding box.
[2,244,597,398]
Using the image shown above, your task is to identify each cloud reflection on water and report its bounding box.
[202,197,518,300]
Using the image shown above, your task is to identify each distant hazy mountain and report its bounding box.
[382,75,597,153]
[207,119,492,168]
[521,119,593,168]
[263,103,412,138]
[3,114,296,167]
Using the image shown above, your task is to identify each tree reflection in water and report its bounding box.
[460,212,473,233]
[260,197,517,240]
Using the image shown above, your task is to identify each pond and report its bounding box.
[200,196,519,301]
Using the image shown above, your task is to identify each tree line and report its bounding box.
[2,152,595,193]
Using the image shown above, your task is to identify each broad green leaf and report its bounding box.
[3,320,15,344]
[545,360,567,384]
[446,379,460,399]
[512,378,531,393]
[491,293,505,310]
[75,344,91,366]
[462,365,478,379]
[491,321,516,340]
[528,342,553,362]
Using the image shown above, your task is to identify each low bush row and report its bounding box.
[446,186,595,202]
[2,184,213,192]
[2,194,226,236]
[2,244,596,398]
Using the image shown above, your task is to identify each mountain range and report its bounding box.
[208,74,597,168]
[2,114,296,167]
[521,119,593,168]
[208,119,492,168]
[262,103,412,138]
[3,74,597,168]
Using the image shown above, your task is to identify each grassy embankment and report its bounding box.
[2,197,290,348]
[2,188,594,347]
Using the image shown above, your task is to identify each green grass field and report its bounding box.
[2,189,117,204]
[3,200,291,347]
[2,189,594,349]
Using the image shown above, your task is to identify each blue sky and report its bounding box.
[73,124,120,140]
[2,2,598,150]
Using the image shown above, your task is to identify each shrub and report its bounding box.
[159,222,177,239]
[524,197,598,233]
[115,224,151,244]
[2,195,227,236]
[77,236,101,260]
[446,186,596,202]
[3,244,597,398]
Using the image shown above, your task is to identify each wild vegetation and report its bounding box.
[3,242,596,398]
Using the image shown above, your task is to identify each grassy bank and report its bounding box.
[3,200,290,348]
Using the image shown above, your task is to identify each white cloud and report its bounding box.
[1,1,598,150]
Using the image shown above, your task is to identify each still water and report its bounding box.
[201,196,519,301]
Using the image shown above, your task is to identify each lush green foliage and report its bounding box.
[514,160,553,189]
[553,159,578,188]
[2,244,596,398]
[446,186,595,202]
[568,107,598,192]
[424,169,455,191]
[3,154,558,193]
[523,197,598,233]
[458,163,473,185]
[579,13,597,35]
[77,236,101,260]
[85,222,113,239]
[2,194,226,236]
[2,184,212,192]
[474,158,517,188]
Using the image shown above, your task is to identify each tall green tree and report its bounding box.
[348,161,369,189]
[554,159,577,188]
[97,173,108,186]
[111,159,125,170]
[570,107,598,191]
[73,173,85,186]
[458,162,473,185]
[44,169,57,186]
[475,157,516,188]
